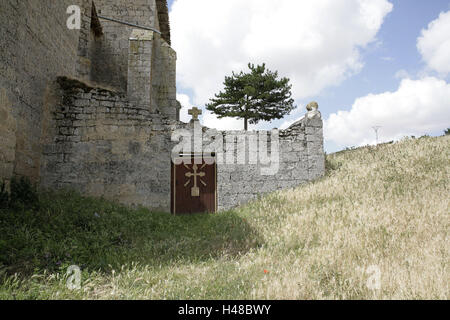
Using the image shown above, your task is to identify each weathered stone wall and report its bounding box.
[214,116,325,211]
[90,0,161,91]
[0,88,17,186]
[90,1,178,117]
[179,116,325,211]
[40,78,177,211]
[76,1,103,83]
[151,34,179,119]
[0,0,176,185]
[41,78,324,213]
[128,30,155,109]
[0,0,85,182]
[127,29,179,119]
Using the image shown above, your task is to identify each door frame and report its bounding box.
[171,153,217,215]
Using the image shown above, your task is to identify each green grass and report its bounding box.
[0,191,259,277]
[0,135,448,299]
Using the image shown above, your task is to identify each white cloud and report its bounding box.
[417,11,450,75]
[171,0,393,112]
[178,93,247,129]
[202,112,246,131]
[177,93,194,123]
[280,118,302,130]
[324,77,450,148]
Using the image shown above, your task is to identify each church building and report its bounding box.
[0,0,325,213]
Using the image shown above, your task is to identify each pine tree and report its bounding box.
[206,63,295,130]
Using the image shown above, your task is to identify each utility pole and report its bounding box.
[372,126,382,145]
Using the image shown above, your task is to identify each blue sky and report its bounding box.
[318,0,449,112]
[167,0,450,152]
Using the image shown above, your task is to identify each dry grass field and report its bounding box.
[0,135,448,299]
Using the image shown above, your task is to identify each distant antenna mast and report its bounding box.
[372,126,382,145]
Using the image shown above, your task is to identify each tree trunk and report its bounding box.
[244,98,248,131]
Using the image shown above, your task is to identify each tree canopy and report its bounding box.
[206,63,296,130]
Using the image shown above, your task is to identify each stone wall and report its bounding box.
[151,34,179,120]
[90,0,161,91]
[41,78,325,213]
[127,29,178,119]
[76,1,103,82]
[0,88,17,186]
[37,76,323,215]
[0,0,85,182]
[214,116,324,211]
[40,77,176,211]
[0,0,176,185]
[128,30,155,109]
[90,1,178,117]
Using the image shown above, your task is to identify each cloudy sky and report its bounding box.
[167,0,450,152]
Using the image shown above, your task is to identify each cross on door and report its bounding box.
[185,163,206,197]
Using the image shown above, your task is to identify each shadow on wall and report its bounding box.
[0,190,262,276]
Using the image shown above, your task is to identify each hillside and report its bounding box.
[0,135,448,299]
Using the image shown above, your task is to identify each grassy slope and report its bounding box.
[0,135,448,299]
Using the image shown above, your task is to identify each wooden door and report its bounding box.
[171,156,217,214]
